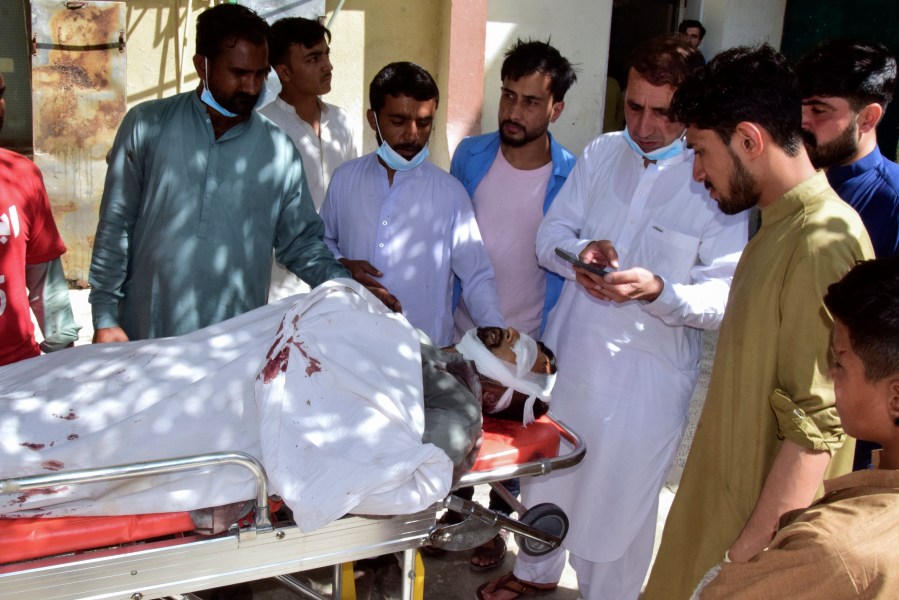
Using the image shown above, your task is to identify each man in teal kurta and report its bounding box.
[89,4,350,342]
[644,45,874,600]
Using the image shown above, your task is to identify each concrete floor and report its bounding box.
[60,290,713,599]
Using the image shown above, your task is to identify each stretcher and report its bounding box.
[0,414,585,600]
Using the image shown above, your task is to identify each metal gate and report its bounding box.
[31,0,126,283]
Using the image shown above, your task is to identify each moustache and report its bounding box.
[394,143,424,154]
[801,129,818,149]
[233,92,259,103]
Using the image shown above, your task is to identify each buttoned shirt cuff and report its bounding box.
[91,303,121,331]
[769,388,845,454]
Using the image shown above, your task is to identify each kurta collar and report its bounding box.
[271,95,330,123]
[758,171,830,229]
[190,90,253,141]
[826,145,884,188]
[824,467,899,494]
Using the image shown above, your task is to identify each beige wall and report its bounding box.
[121,0,203,107]
[325,0,449,163]
[326,0,614,166]
[480,0,613,157]
[59,0,787,165]
[119,1,613,167]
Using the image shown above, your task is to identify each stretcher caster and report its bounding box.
[515,503,569,556]
[429,495,568,556]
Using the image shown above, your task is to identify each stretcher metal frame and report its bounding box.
[0,415,585,600]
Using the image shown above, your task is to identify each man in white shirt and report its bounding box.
[476,35,748,600]
[321,62,504,347]
[259,17,358,301]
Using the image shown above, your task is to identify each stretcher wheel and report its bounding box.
[515,502,569,556]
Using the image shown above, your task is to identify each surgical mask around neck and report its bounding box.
[623,127,686,161]
[200,58,266,118]
[373,114,429,171]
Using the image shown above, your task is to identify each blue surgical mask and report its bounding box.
[199,58,267,118]
[622,127,686,161]
[373,114,430,171]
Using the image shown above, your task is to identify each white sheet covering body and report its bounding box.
[0,279,452,531]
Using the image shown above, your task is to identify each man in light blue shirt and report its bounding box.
[321,62,504,346]
[89,4,356,342]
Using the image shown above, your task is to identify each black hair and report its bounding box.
[796,39,897,112]
[369,62,439,114]
[825,257,899,382]
[678,19,706,39]
[196,4,270,59]
[269,17,331,67]
[500,39,578,102]
[627,34,701,89]
[669,44,803,156]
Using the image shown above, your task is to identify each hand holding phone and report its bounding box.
[555,247,612,277]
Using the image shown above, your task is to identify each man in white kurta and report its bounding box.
[321,62,503,347]
[477,36,747,600]
[259,17,359,301]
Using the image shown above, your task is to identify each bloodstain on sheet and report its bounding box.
[19,443,45,451]
[261,345,290,384]
[52,410,78,420]
[6,486,69,507]
[259,318,322,382]
[41,460,65,472]
[295,341,322,376]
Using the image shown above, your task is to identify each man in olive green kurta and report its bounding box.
[643,45,874,600]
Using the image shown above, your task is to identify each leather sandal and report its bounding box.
[470,532,507,571]
[475,571,557,599]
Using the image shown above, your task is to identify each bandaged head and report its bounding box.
[456,328,556,424]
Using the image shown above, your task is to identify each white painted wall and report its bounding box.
[698,0,787,58]
[481,0,613,157]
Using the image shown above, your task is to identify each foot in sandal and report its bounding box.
[470,531,508,571]
[475,571,557,599]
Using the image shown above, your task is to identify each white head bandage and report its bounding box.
[456,328,556,424]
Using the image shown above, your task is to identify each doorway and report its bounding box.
[603,0,683,132]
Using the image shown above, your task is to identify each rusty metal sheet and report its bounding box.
[31,0,126,283]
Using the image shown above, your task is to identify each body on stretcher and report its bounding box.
[0,414,585,600]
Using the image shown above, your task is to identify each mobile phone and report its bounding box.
[555,247,612,277]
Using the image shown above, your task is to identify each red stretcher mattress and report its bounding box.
[0,415,561,564]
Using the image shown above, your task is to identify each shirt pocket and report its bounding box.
[636,222,701,284]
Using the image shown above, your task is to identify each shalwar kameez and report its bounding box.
[513,132,748,598]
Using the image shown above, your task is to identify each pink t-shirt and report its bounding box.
[454,149,551,340]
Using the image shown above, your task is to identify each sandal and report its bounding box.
[475,571,557,599]
[470,532,507,571]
